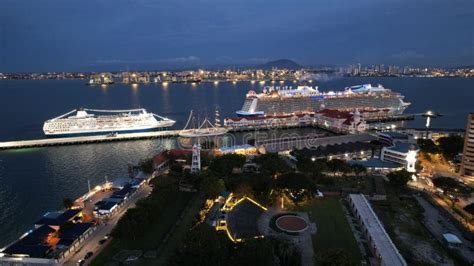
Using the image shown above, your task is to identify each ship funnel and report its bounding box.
[76,110,88,118]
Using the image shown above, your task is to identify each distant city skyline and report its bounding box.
[1,0,473,72]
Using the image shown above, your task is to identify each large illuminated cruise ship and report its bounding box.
[236,84,410,116]
[43,108,176,136]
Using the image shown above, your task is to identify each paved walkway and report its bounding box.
[257,208,316,266]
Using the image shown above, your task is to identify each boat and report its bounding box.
[179,110,228,138]
[43,108,175,137]
[236,84,410,117]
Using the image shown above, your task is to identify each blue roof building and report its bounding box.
[34,209,82,229]
[2,225,55,258]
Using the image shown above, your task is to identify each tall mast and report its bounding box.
[215,108,221,128]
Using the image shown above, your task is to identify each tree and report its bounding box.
[387,169,412,187]
[438,136,464,160]
[351,164,366,177]
[139,158,155,174]
[417,139,439,154]
[112,207,150,239]
[275,173,315,191]
[296,155,313,173]
[62,197,74,209]
[273,239,301,266]
[170,224,231,266]
[170,225,299,266]
[209,154,246,175]
[169,163,183,176]
[327,159,350,176]
[201,175,226,199]
[296,155,328,176]
[230,238,276,266]
[432,176,459,194]
[255,153,291,176]
[275,173,315,204]
[315,248,356,266]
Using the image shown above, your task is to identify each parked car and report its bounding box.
[77,259,85,266]
[84,251,94,260]
[98,239,107,245]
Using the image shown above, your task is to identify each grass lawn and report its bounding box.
[293,197,361,261]
[91,191,194,266]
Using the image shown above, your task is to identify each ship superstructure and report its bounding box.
[236,84,410,116]
[43,108,175,136]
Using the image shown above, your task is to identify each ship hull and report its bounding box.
[43,108,176,137]
[236,95,408,116]
[44,125,173,137]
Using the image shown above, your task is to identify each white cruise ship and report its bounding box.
[43,108,175,136]
[236,84,410,117]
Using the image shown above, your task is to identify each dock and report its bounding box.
[0,130,180,150]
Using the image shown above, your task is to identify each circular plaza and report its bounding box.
[275,214,309,233]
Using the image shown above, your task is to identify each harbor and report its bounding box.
[0,112,434,150]
[0,77,472,262]
[2,0,474,264]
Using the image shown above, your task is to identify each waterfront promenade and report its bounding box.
[63,184,152,265]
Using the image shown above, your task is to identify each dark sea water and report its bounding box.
[0,77,473,246]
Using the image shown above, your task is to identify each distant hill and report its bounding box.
[257,59,302,70]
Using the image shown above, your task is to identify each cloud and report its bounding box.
[159,56,200,63]
[94,59,125,64]
[92,56,201,65]
[390,50,425,61]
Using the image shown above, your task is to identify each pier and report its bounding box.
[0,130,180,150]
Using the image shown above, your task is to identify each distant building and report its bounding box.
[88,73,113,85]
[460,113,474,177]
[122,72,149,83]
[348,158,403,175]
[378,132,419,172]
[346,132,418,174]
[397,128,464,140]
[292,141,375,161]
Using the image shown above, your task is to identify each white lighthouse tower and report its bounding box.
[191,143,201,173]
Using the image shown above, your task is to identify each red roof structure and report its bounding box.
[153,149,193,166]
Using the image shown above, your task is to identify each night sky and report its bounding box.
[1,0,473,72]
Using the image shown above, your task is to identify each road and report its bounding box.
[63,185,152,266]
[415,195,474,264]
[409,178,474,232]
